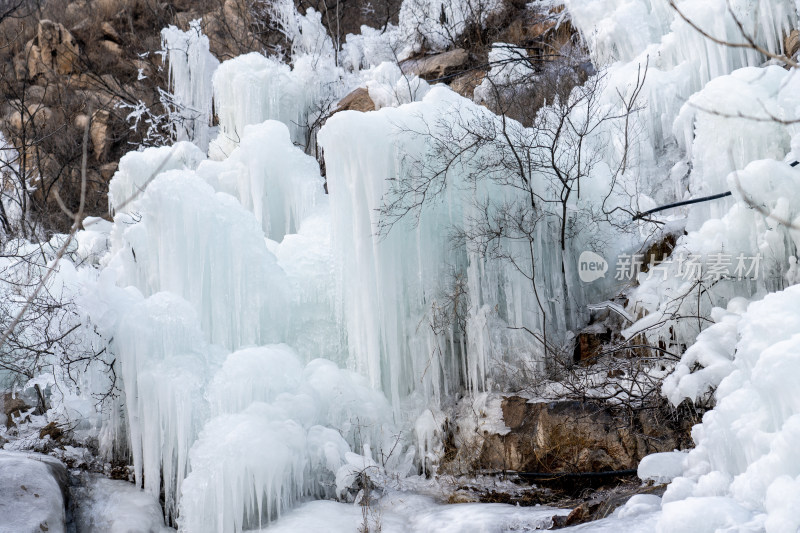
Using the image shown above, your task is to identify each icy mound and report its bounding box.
[72,474,172,533]
[108,141,206,215]
[100,291,220,520]
[108,168,288,350]
[565,0,796,191]
[180,348,394,533]
[210,52,339,158]
[658,285,800,532]
[566,0,800,351]
[0,451,68,533]
[197,120,325,241]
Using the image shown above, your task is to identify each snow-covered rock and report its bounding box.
[0,451,68,533]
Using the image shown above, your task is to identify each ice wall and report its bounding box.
[73,1,800,530]
[565,0,799,348]
[108,168,289,351]
[92,109,406,530]
[566,0,796,188]
[161,21,220,151]
[109,292,220,521]
[624,66,800,351]
[319,86,615,404]
[209,38,347,160]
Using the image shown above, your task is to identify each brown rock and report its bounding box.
[39,422,63,441]
[90,110,111,162]
[401,49,469,79]
[477,397,684,474]
[573,325,611,364]
[786,30,800,59]
[27,105,55,130]
[564,499,603,526]
[25,85,48,104]
[2,392,32,428]
[65,1,88,21]
[101,22,121,43]
[335,87,376,113]
[99,162,118,180]
[132,59,153,80]
[32,20,80,77]
[74,113,89,131]
[5,105,56,132]
[99,40,123,57]
[449,70,485,99]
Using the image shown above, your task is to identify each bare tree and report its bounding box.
[379,57,648,363]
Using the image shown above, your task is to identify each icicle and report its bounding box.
[161,20,220,151]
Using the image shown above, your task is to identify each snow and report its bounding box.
[264,492,568,533]
[397,0,504,56]
[656,285,800,532]
[209,48,341,159]
[107,141,206,215]
[72,474,173,533]
[637,451,687,484]
[108,169,289,351]
[196,120,325,242]
[178,351,395,532]
[0,451,67,533]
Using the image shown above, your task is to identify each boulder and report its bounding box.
[73,113,89,131]
[100,22,121,43]
[335,87,376,113]
[26,20,80,78]
[449,70,485,99]
[477,396,685,473]
[573,324,610,364]
[401,48,468,79]
[0,451,69,533]
[39,422,63,442]
[99,162,118,181]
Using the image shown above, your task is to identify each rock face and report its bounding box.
[0,451,69,533]
[26,20,80,78]
[401,48,469,79]
[477,396,687,473]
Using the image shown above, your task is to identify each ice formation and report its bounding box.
[397,0,504,55]
[89,90,400,530]
[161,20,220,151]
[563,0,800,531]
[565,0,800,349]
[18,0,800,530]
[657,286,800,532]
